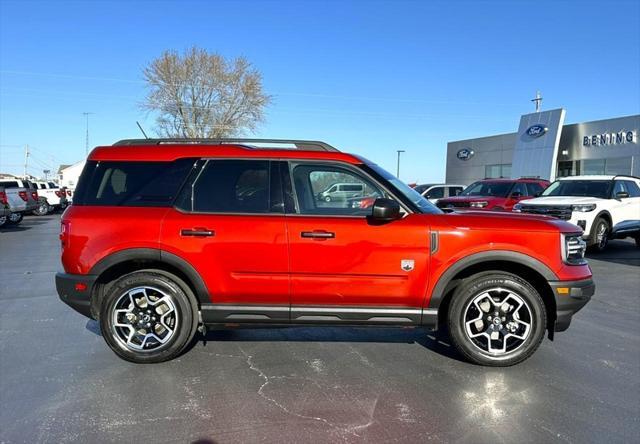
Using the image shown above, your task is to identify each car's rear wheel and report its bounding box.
[0,215,7,227]
[100,271,198,363]
[448,272,546,366]
[589,217,609,252]
[33,200,50,216]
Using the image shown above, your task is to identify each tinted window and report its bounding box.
[449,186,464,196]
[74,159,194,206]
[426,186,444,199]
[190,160,271,213]
[542,180,611,199]
[48,182,56,188]
[623,180,640,197]
[526,182,544,196]
[291,164,382,216]
[0,181,20,188]
[612,181,627,197]
[460,181,512,197]
[510,183,527,196]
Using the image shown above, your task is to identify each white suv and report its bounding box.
[514,175,640,251]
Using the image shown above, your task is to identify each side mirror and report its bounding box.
[616,191,630,199]
[369,198,401,222]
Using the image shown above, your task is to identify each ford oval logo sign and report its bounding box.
[526,124,548,138]
[457,148,474,161]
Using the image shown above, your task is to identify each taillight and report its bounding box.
[18,191,28,201]
[67,190,72,196]
[55,190,62,197]
[60,221,69,248]
[0,191,7,206]
[31,191,38,200]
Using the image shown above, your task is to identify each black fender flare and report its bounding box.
[427,250,558,309]
[89,248,210,304]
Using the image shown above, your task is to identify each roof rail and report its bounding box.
[112,138,340,152]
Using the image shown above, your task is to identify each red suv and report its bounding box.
[56,139,593,366]
[436,178,550,211]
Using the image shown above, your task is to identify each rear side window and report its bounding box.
[0,181,20,188]
[74,159,195,206]
[183,160,273,214]
[449,186,463,196]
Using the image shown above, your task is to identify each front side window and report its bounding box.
[189,160,272,213]
[510,183,527,196]
[526,182,544,196]
[426,186,444,199]
[623,180,640,197]
[449,186,464,196]
[291,163,383,216]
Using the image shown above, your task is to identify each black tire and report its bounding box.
[324,196,331,202]
[588,217,610,252]
[447,272,546,366]
[7,212,23,225]
[0,215,7,227]
[635,237,640,248]
[99,271,198,363]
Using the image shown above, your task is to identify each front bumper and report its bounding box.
[549,278,595,332]
[56,272,98,319]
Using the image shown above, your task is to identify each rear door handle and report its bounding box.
[181,228,215,237]
[301,230,335,239]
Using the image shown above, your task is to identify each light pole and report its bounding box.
[82,112,94,155]
[396,150,405,178]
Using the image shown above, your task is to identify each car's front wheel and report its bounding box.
[448,272,546,366]
[100,271,198,363]
[589,217,609,252]
[7,212,23,225]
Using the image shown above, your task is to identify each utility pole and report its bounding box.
[531,91,543,112]
[24,145,29,177]
[396,150,405,178]
[83,112,94,155]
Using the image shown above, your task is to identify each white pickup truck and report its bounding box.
[514,175,640,251]
[0,179,39,225]
[33,181,68,215]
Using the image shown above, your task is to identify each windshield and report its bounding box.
[542,180,611,198]
[365,164,442,214]
[460,181,512,197]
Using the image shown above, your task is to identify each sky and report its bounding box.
[1,0,639,183]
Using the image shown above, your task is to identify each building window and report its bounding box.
[604,157,632,175]
[485,164,512,178]
[581,159,606,175]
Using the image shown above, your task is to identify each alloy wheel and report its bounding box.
[111,286,179,352]
[463,287,533,356]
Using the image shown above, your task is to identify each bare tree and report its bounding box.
[142,47,272,138]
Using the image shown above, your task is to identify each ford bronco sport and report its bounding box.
[56,139,594,366]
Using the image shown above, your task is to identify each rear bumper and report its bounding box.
[549,278,595,332]
[56,272,98,319]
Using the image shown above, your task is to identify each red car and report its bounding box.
[436,178,550,211]
[56,139,593,366]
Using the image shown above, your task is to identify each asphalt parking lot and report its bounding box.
[1,214,638,443]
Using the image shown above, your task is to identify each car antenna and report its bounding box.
[136,121,149,139]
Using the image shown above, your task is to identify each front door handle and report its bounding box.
[301,230,335,239]
[181,228,215,237]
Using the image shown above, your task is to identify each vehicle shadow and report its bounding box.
[85,320,464,362]
[0,225,33,232]
[587,239,640,267]
[198,325,465,363]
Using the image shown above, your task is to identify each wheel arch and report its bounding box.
[88,248,209,319]
[428,251,558,337]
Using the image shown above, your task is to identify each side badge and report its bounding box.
[401,260,415,272]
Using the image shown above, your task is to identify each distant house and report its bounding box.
[58,161,86,190]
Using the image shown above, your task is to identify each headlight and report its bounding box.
[470,201,488,208]
[561,233,587,265]
[571,204,596,212]
[513,203,522,212]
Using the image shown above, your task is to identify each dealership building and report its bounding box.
[445,110,639,185]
